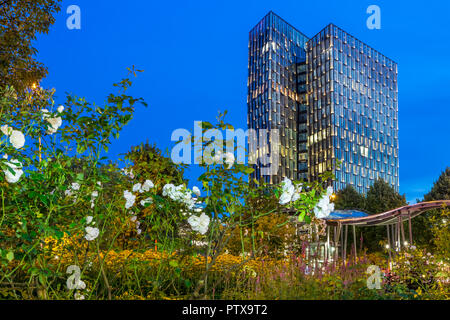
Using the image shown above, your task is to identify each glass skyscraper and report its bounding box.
[248,12,399,193]
[247,12,309,185]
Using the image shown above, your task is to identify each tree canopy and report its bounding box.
[124,141,187,191]
[412,167,450,248]
[424,167,450,201]
[334,179,407,252]
[334,184,365,211]
[0,0,62,94]
[365,178,407,214]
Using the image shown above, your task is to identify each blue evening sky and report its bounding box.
[35,0,449,203]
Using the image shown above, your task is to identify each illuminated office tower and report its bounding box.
[306,24,399,193]
[247,13,399,193]
[247,11,309,184]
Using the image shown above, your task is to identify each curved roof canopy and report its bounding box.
[324,200,450,227]
[326,210,369,220]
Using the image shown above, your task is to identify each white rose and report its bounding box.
[9,130,25,149]
[162,184,175,197]
[196,213,210,235]
[84,226,99,241]
[326,186,334,197]
[224,152,235,169]
[46,116,62,135]
[74,292,85,300]
[1,125,12,136]
[3,159,23,183]
[57,105,65,113]
[121,168,135,179]
[291,192,300,202]
[188,212,210,235]
[141,179,154,192]
[279,192,292,205]
[71,182,80,191]
[123,190,136,209]
[163,183,196,209]
[140,197,153,206]
[192,186,201,197]
[132,183,142,193]
[281,177,293,193]
[279,177,295,205]
[313,194,334,219]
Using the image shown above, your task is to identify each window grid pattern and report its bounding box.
[248,15,399,194]
[306,24,399,193]
[248,12,309,184]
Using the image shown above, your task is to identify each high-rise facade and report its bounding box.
[247,12,399,193]
[247,12,309,185]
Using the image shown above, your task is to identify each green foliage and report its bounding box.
[411,167,450,248]
[364,179,407,252]
[0,0,447,302]
[0,68,151,299]
[61,66,147,157]
[1,88,446,300]
[384,246,449,299]
[333,170,449,253]
[430,207,450,260]
[1,64,445,300]
[424,167,450,201]
[365,178,407,214]
[334,184,365,210]
[124,141,186,191]
[181,111,331,298]
[225,212,297,258]
[0,0,62,95]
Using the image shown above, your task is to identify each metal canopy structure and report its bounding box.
[321,201,450,263]
[326,210,369,219]
[283,201,450,264]
[324,200,450,227]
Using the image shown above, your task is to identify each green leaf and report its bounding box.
[298,211,306,222]
[38,273,46,286]
[55,230,64,239]
[304,215,311,224]
[201,122,213,130]
[243,167,254,175]
[76,144,87,154]
[169,260,178,268]
[6,251,14,262]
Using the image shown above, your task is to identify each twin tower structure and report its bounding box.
[247,11,399,194]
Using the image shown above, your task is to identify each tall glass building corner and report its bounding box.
[247,12,399,194]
